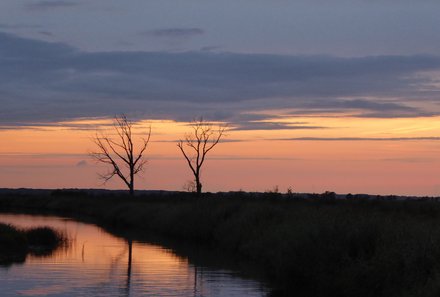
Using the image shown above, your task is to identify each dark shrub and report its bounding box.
[26,227,64,248]
[0,223,27,265]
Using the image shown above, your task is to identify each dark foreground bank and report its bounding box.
[0,222,66,265]
[1,190,440,296]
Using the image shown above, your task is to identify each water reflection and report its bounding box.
[0,214,267,297]
[126,239,132,296]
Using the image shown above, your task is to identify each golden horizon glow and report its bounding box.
[1,115,440,196]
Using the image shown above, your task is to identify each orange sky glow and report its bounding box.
[1,115,440,196]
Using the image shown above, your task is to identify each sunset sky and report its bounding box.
[1,0,440,195]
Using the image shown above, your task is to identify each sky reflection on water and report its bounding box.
[0,214,267,297]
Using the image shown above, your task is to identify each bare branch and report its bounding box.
[133,126,151,167]
[90,115,151,195]
[178,140,197,176]
[177,118,227,195]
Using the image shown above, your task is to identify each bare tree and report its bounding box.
[177,118,226,195]
[91,115,151,196]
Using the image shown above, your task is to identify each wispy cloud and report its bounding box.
[231,122,325,131]
[274,137,440,141]
[25,1,79,11]
[293,99,417,113]
[355,112,438,119]
[38,31,54,37]
[200,45,222,52]
[0,23,41,29]
[380,157,435,163]
[0,152,87,158]
[76,160,88,167]
[142,28,204,38]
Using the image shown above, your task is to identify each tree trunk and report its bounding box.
[196,176,202,196]
[129,168,135,196]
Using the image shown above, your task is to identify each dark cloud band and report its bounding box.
[1,32,440,128]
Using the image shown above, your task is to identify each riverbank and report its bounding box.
[1,189,440,296]
[0,222,66,266]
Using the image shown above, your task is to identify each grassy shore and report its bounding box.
[0,222,66,265]
[2,190,440,296]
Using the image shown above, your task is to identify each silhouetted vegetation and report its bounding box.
[3,190,440,296]
[177,118,226,195]
[0,223,27,265]
[91,115,151,195]
[0,222,66,266]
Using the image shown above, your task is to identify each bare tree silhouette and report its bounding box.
[177,118,226,195]
[91,115,151,196]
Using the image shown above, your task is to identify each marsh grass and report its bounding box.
[2,191,440,296]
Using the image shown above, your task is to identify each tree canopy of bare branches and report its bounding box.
[177,118,226,195]
[90,115,151,195]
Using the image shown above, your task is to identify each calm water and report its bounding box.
[0,214,268,297]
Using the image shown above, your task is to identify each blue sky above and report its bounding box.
[2,0,440,55]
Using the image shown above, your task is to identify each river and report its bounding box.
[0,214,268,297]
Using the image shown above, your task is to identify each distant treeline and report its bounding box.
[2,190,440,296]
